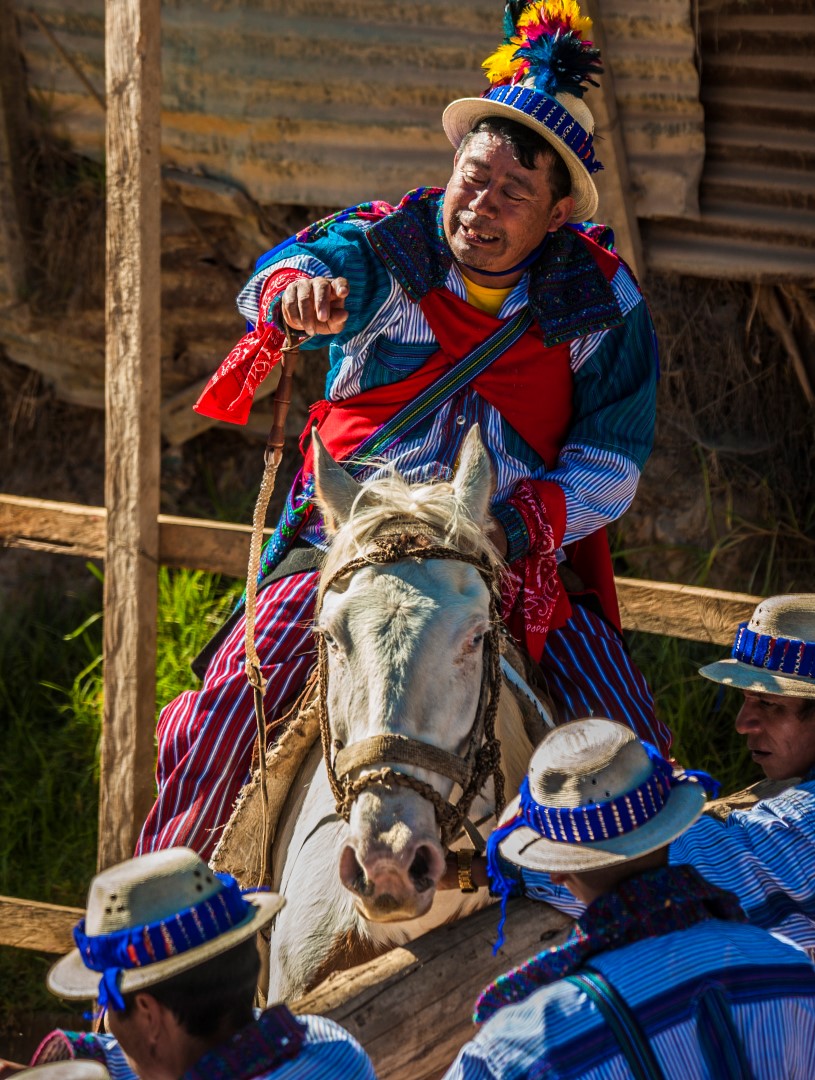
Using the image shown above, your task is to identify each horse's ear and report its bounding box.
[312,429,362,533]
[452,424,494,527]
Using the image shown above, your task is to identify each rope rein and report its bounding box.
[244,325,307,888]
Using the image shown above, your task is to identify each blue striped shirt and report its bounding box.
[236,210,657,553]
[443,920,815,1079]
[36,1013,375,1080]
[510,777,815,955]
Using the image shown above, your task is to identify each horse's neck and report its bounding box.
[272,740,334,892]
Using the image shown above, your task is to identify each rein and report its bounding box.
[315,530,506,850]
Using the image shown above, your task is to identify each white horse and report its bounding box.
[268,426,545,1000]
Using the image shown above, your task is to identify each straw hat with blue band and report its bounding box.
[699,594,815,700]
[489,718,718,877]
[442,0,604,223]
[47,848,284,1011]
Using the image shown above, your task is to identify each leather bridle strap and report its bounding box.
[334,735,472,790]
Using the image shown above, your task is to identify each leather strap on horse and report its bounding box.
[316,533,506,850]
[244,324,308,888]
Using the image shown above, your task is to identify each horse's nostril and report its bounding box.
[340,846,374,897]
[409,845,434,893]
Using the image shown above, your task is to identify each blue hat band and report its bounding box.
[732,622,815,678]
[515,741,720,846]
[481,84,603,176]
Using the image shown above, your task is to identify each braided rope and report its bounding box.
[316,532,506,850]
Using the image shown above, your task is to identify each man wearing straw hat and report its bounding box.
[138,0,667,859]
[38,848,374,1080]
[442,717,815,1079]
[441,593,815,956]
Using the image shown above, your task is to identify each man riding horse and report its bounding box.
[137,0,669,860]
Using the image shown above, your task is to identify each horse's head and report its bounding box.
[312,426,501,922]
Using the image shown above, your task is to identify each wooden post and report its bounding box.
[0,0,30,306]
[99,0,162,869]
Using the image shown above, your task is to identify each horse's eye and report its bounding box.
[321,630,338,650]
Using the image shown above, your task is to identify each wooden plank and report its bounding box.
[158,514,268,579]
[617,577,759,646]
[100,0,162,870]
[0,496,270,580]
[0,495,760,644]
[0,896,84,954]
[292,898,572,1079]
[584,0,645,281]
[0,494,106,558]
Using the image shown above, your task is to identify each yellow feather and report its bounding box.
[482,40,526,85]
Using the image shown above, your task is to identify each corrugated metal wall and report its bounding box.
[16,0,703,221]
[644,0,815,281]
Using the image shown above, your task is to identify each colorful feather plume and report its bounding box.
[485,0,603,99]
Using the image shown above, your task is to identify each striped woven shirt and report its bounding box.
[506,776,815,954]
[235,213,657,551]
[443,920,815,1079]
[34,1012,376,1080]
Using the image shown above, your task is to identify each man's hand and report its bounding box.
[281,276,349,336]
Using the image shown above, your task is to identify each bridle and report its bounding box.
[315,527,506,850]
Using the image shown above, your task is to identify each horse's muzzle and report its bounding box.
[339,840,444,922]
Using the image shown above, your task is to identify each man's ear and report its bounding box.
[548,195,575,232]
[130,990,170,1042]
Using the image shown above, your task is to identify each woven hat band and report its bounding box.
[480,84,602,175]
[732,622,815,678]
[519,743,719,845]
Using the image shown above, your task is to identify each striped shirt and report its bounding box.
[236,209,657,552]
[443,920,815,1079]
[34,1012,375,1080]
[508,776,815,954]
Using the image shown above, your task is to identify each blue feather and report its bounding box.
[503,1,530,40]
[518,31,603,98]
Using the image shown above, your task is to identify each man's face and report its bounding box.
[443,131,571,280]
[735,690,815,780]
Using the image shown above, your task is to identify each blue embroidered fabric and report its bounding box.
[732,621,815,677]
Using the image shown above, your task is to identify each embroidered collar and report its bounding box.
[181,1006,306,1080]
[366,188,623,346]
[473,864,746,1024]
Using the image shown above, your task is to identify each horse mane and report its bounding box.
[319,464,503,589]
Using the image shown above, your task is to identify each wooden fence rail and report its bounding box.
[1,492,760,645]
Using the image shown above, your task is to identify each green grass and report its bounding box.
[0,565,242,1028]
[627,632,760,795]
